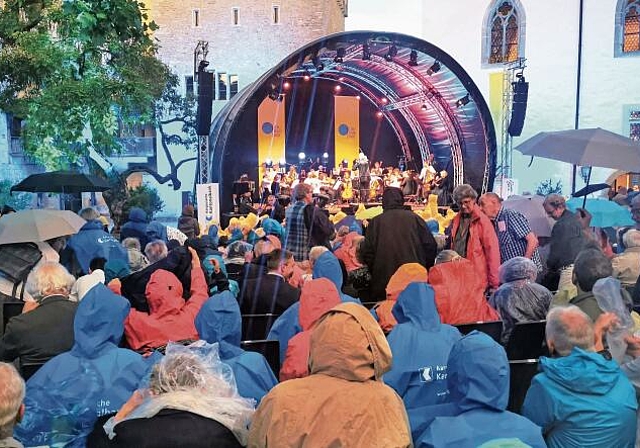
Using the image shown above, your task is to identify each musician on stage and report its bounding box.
[258,194,285,223]
[356,152,371,203]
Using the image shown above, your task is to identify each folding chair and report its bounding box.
[506,320,547,360]
[454,320,503,343]
[241,339,280,377]
[507,359,539,414]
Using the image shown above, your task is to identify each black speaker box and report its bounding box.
[196,71,214,135]
[508,78,529,137]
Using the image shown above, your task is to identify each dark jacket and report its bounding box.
[120,207,149,249]
[304,205,335,249]
[260,202,285,223]
[0,295,76,363]
[361,188,437,300]
[547,209,591,271]
[239,273,300,315]
[177,205,200,240]
[64,220,128,276]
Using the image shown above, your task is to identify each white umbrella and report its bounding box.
[0,209,86,245]
[502,195,552,238]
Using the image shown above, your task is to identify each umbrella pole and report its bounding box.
[581,166,592,208]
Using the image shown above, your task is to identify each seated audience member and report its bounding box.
[68,256,107,302]
[202,255,231,296]
[333,231,364,274]
[119,207,150,250]
[280,278,341,381]
[62,207,128,277]
[195,291,277,403]
[239,249,300,315]
[417,332,546,448]
[490,257,552,344]
[612,229,640,290]
[385,282,461,440]
[144,240,168,265]
[125,248,209,352]
[0,363,25,448]
[240,239,275,286]
[103,259,132,295]
[261,218,284,240]
[312,250,359,303]
[224,241,253,284]
[16,284,151,447]
[249,303,412,447]
[122,237,149,273]
[429,252,500,325]
[93,345,254,448]
[0,262,77,364]
[331,225,351,251]
[522,306,637,447]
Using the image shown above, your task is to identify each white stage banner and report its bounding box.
[196,183,220,233]
[493,176,519,199]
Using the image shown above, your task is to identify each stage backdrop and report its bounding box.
[258,96,286,168]
[334,96,360,167]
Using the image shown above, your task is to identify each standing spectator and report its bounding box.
[522,306,637,447]
[612,229,640,290]
[284,183,335,262]
[361,187,437,300]
[177,204,201,239]
[449,184,500,291]
[0,362,24,448]
[119,207,149,250]
[479,192,542,271]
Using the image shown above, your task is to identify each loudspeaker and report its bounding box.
[196,71,214,135]
[508,77,529,137]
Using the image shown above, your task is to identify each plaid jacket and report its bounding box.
[285,201,310,261]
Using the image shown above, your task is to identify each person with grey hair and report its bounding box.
[522,305,637,448]
[448,184,500,291]
[0,262,77,364]
[0,362,25,447]
[144,240,169,264]
[308,245,329,269]
[612,229,640,289]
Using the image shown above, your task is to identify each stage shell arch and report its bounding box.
[208,31,497,211]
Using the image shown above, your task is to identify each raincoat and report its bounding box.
[429,258,500,325]
[66,220,128,275]
[522,348,637,448]
[248,303,412,447]
[417,332,546,448]
[333,231,363,273]
[119,207,149,249]
[490,286,551,345]
[125,265,209,351]
[280,278,341,381]
[195,291,278,403]
[15,284,151,448]
[385,282,461,440]
[376,263,429,333]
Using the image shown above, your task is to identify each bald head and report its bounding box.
[546,305,595,357]
[479,192,503,220]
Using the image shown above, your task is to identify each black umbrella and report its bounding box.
[10,170,111,194]
[572,183,611,198]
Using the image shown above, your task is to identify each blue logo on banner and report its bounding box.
[262,122,274,134]
[338,124,349,136]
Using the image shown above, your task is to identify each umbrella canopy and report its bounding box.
[10,170,111,194]
[566,198,634,228]
[515,128,640,171]
[0,209,86,245]
[502,195,552,237]
[572,183,611,198]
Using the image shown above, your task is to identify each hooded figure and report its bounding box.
[248,303,412,447]
[376,263,429,333]
[120,207,150,249]
[417,332,546,448]
[146,220,168,243]
[65,220,128,276]
[522,347,637,448]
[385,282,461,439]
[195,292,277,403]
[333,231,364,273]
[361,187,437,300]
[124,264,209,351]
[178,204,201,240]
[429,258,500,325]
[16,284,151,448]
[280,278,341,381]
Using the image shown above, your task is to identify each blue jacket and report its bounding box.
[66,220,128,274]
[195,291,277,403]
[417,332,546,448]
[385,282,461,440]
[522,348,637,448]
[120,207,149,248]
[15,284,151,448]
[268,251,360,363]
[146,220,168,243]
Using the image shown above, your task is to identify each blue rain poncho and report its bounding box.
[15,284,152,448]
[417,332,546,448]
[195,291,277,403]
[385,282,461,440]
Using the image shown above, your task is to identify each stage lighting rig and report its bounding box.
[334,47,346,63]
[427,61,441,76]
[362,43,371,60]
[312,56,325,71]
[384,45,397,62]
[408,50,418,66]
[455,93,471,108]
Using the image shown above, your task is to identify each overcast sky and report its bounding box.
[345,0,423,37]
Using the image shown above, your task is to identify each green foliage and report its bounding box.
[124,184,164,220]
[0,0,170,169]
[0,180,33,211]
[535,178,563,196]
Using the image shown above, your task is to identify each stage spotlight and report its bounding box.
[334,47,346,63]
[298,152,306,160]
[355,95,361,100]
[279,158,286,166]
[303,70,311,81]
[362,43,371,60]
[421,103,428,111]
[342,159,349,168]
[384,45,397,62]
[265,158,273,168]
[334,85,342,92]
[455,93,471,108]
[408,50,418,66]
[381,97,388,104]
[427,61,441,76]
[322,152,329,160]
[312,56,324,71]
[376,111,384,118]
[283,81,291,89]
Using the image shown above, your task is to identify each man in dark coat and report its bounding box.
[361,187,437,300]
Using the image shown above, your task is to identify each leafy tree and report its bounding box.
[535,178,563,196]
[0,0,169,169]
[0,180,32,211]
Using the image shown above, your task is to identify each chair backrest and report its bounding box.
[19,359,46,381]
[241,313,279,341]
[3,301,24,333]
[241,339,280,377]
[360,301,379,310]
[507,359,540,414]
[454,321,503,343]
[506,320,547,360]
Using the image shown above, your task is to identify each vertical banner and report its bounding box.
[196,183,220,233]
[488,72,504,134]
[257,96,286,168]
[334,96,360,168]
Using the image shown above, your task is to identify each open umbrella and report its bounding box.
[10,170,111,194]
[0,209,86,245]
[502,195,552,237]
[566,198,634,228]
[572,183,611,198]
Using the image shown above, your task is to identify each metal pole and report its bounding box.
[572,0,585,195]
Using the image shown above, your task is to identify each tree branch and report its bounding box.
[175,156,197,170]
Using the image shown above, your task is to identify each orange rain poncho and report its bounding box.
[376,263,429,333]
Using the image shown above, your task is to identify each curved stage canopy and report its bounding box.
[209,31,497,211]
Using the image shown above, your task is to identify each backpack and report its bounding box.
[0,243,43,300]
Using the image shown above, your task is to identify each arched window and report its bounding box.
[616,0,640,56]
[482,1,526,66]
